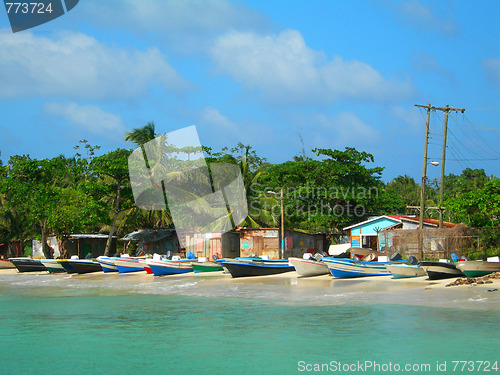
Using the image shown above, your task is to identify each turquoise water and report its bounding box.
[1,273,499,374]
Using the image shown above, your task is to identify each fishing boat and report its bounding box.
[112,257,150,273]
[57,259,78,274]
[0,259,15,269]
[191,261,223,273]
[40,259,66,273]
[288,256,329,277]
[9,258,47,272]
[96,256,118,273]
[146,258,196,276]
[386,264,426,279]
[322,258,406,278]
[221,259,295,278]
[64,259,103,274]
[418,261,464,280]
[455,260,500,278]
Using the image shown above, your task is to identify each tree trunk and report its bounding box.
[40,219,52,259]
[104,184,121,256]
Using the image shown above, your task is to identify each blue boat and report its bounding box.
[145,259,195,276]
[221,259,295,278]
[96,256,118,273]
[322,258,406,278]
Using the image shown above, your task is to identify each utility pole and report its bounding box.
[415,104,431,232]
[415,104,465,257]
[415,104,431,260]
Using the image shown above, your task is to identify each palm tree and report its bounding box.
[124,121,157,147]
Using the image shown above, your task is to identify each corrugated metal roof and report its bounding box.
[122,229,176,242]
[68,234,116,239]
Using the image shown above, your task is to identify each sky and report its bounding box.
[0,0,499,182]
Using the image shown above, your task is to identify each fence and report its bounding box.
[380,225,480,260]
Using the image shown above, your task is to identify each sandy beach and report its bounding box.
[2,268,500,311]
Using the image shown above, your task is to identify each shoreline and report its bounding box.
[1,268,500,311]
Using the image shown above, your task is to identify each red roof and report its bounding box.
[399,216,457,228]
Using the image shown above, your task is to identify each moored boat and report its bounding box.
[322,258,406,278]
[386,264,426,279]
[191,261,223,273]
[289,256,329,277]
[113,257,150,273]
[221,259,295,278]
[57,259,78,274]
[65,259,103,274]
[40,259,66,273]
[96,256,118,273]
[455,260,500,278]
[146,258,195,276]
[418,261,464,280]
[9,258,47,272]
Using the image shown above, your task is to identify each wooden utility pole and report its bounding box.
[415,104,465,258]
[415,104,431,259]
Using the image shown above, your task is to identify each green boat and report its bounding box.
[455,260,500,278]
[191,261,223,273]
[39,259,66,273]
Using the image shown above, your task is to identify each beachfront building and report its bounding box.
[343,215,403,251]
[122,229,180,256]
[65,234,116,258]
[238,227,327,260]
[183,231,240,260]
[0,240,23,259]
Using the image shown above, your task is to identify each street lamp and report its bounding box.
[267,188,285,259]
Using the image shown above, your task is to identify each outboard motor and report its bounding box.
[408,255,418,265]
[390,252,402,261]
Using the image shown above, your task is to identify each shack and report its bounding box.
[65,234,116,258]
[122,229,180,256]
[238,228,327,260]
[183,231,240,260]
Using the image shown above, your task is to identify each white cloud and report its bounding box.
[411,51,455,83]
[44,102,128,137]
[483,58,500,89]
[312,112,380,147]
[210,29,415,105]
[82,0,269,53]
[0,29,190,99]
[390,106,423,134]
[390,0,458,36]
[200,107,237,131]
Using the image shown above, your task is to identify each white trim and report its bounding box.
[343,215,402,231]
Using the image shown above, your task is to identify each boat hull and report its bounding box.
[455,261,500,278]
[322,258,406,278]
[66,260,103,274]
[386,264,426,279]
[9,258,47,272]
[191,262,223,273]
[146,259,194,276]
[96,256,118,273]
[113,258,148,273]
[222,261,295,278]
[419,261,464,280]
[40,259,66,273]
[288,257,329,277]
[58,260,78,274]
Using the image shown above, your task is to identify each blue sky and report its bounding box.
[1,0,499,182]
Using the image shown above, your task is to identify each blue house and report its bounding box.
[343,215,402,250]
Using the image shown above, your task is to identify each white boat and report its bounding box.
[96,256,118,273]
[386,264,426,279]
[322,258,406,278]
[455,260,500,278]
[289,256,329,277]
[112,256,150,273]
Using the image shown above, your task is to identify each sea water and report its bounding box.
[0,272,499,375]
